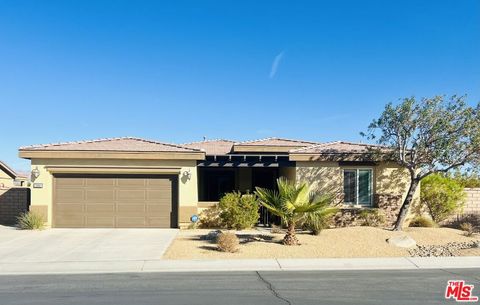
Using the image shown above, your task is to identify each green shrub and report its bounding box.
[450,170,480,188]
[421,174,466,223]
[17,211,45,230]
[216,232,239,252]
[409,216,436,228]
[359,209,385,227]
[198,206,224,229]
[303,207,338,235]
[218,192,259,230]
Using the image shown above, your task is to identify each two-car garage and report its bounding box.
[53,174,178,228]
[19,137,204,228]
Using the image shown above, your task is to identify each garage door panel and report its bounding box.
[117,203,146,213]
[55,203,83,213]
[85,190,115,202]
[86,216,115,227]
[117,190,146,201]
[55,215,85,227]
[117,178,146,187]
[56,178,85,187]
[116,217,146,227]
[54,175,176,228]
[56,189,85,202]
[147,216,170,227]
[85,178,115,186]
[147,179,171,187]
[147,204,171,213]
[85,203,115,213]
[147,190,170,201]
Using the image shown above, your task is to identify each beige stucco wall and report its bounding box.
[295,161,343,203]
[295,161,420,225]
[29,158,198,227]
[0,169,15,189]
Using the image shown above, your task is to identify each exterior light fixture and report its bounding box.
[31,167,40,179]
[182,169,192,181]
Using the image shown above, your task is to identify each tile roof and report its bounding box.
[0,160,23,179]
[234,137,318,147]
[183,139,235,155]
[19,137,201,153]
[290,141,386,154]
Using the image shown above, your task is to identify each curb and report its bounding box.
[0,256,479,275]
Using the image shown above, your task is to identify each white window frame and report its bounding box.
[343,168,373,206]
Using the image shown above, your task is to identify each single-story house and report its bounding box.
[0,160,28,189]
[19,137,419,228]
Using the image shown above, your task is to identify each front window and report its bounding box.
[343,169,372,206]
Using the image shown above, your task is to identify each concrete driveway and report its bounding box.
[0,226,178,263]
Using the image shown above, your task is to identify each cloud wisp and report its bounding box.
[269,51,284,79]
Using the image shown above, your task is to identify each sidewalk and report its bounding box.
[1,256,479,275]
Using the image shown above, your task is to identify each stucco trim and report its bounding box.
[44,166,182,174]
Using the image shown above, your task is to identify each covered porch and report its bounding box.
[196,154,296,225]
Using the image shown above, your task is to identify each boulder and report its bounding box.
[388,235,417,248]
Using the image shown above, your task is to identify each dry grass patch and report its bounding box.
[163,227,478,260]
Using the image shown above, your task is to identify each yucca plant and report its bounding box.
[17,211,45,230]
[255,177,333,245]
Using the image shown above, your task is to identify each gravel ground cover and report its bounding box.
[163,227,479,259]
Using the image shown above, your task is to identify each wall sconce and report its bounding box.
[182,169,192,181]
[31,167,40,180]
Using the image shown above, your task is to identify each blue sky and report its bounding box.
[1,0,479,171]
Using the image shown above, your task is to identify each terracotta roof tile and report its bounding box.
[19,137,201,153]
[235,137,317,147]
[290,141,387,154]
[183,139,235,155]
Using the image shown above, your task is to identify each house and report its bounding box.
[18,137,419,228]
[0,160,28,189]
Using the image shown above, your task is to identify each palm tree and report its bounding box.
[255,177,333,245]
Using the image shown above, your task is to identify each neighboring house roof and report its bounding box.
[290,141,383,154]
[19,137,201,153]
[183,139,235,155]
[232,137,319,153]
[0,160,24,179]
[234,137,317,147]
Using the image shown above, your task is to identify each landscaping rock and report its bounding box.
[387,236,417,248]
[201,230,222,241]
[409,241,479,257]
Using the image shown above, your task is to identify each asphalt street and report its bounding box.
[0,269,479,305]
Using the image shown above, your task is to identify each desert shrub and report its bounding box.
[17,211,45,230]
[303,207,338,235]
[421,174,466,223]
[198,206,224,229]
[358,209,385,227]
[218,192,259,230]
[216,232,239,252]
[270,224,283,234]
[409,216,436,228]
[459,222,475,237]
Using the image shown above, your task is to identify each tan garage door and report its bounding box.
[53,174,178,228]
